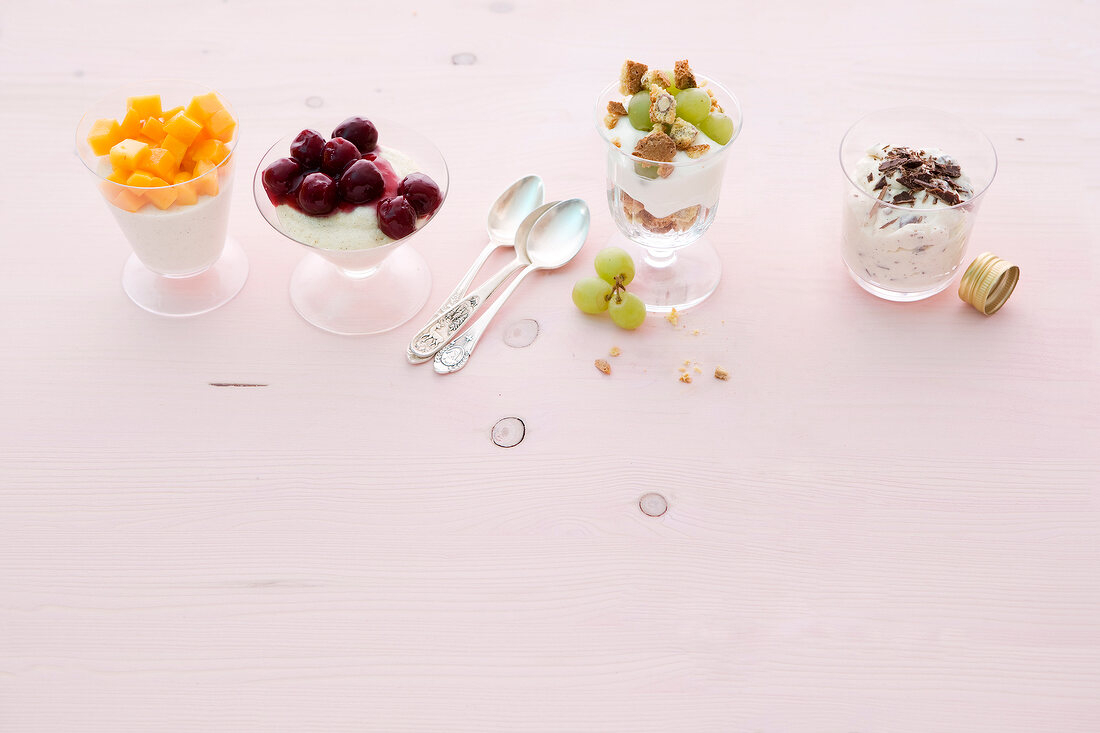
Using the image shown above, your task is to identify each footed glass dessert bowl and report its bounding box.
[596,60,742,312]
[76,80,246,317]
[254,117,448,335]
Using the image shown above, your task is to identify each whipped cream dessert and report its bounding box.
[600,59,736,241]
[261,117,443,251]
[842,144,975,293]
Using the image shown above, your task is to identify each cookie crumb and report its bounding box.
[666,308,680,326]
[670,118,699,149]
[685,144,710,159]
[678,373,692,383]
[609,346,622,357]
[607,100,627,116]
[693,366,702,374]
[691,328,701,335]
[714,366,729,381]
[674,59,697,90]
[603,113,620,130]
[649,88,676,126]
[633,131,676,163]
[594,359,611,375]
[619,59,648,95]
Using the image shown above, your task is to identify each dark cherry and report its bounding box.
[337,159,385,204]
[289,129,325,169]
[332,116,378,154]
[297,172,338,215]
[397,173,442,217]
[261,157,304,197]
[320,137,360,177]
[377,196,417,240]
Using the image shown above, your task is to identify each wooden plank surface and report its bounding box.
[1,0,1097,730]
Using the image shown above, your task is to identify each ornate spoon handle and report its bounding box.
[407,257,523,361]
[406,240,508,364]
[433,267,537,374]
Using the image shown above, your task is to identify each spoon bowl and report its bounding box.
[488,175,545,245]
[525,198,591,269]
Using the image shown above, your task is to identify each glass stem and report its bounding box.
[643,247,679,269]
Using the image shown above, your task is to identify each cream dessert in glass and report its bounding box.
[76,81,246,316]
[255,116,447,335]
[840,107,997,301]
[596,59,742,312]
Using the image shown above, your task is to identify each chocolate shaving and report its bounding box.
[867,173,874,183]
[873,176,887,190]
[878,158,907,172]
[879,218,899,229]
[937,163,961,178]
[892,191,915,205]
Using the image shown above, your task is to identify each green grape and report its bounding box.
[608,292,647,330]
[572,277,612,314]
[675,88,711,125]
[699,111,734,145]
[663,71,681,96]
[627,92,653,131]
[594,247,635,287]
[634,161,658,180]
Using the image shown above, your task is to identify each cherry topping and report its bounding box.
[262,157,304,197]
[320,137,360,177]
[332,116,379,154]
[289,130,325,169]
[377,196,417,240]
[397,173,442,217]
[297,172,338,215]
[337,159,385,204]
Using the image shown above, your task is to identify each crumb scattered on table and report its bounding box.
[666,308,679,326]
[594,359,611,375]
[679,373,692,383]
[714,366,729,381]
[609,346,622,357]
[693,366,701,374]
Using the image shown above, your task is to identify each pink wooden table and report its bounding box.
[2,1,1098,730]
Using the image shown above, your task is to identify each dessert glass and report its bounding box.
[596,78,742,312]
[253,120,448,335]
[840,107,997,301]
[76,81,246,317]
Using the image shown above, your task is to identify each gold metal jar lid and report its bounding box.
[958,252,1019,315]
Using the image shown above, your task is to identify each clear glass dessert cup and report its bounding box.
[839,107,997,302]
[596,77,742,312]
[76,80,247,317]
[253,120,448,335]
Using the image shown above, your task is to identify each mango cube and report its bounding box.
[105,169,130,185]
[125,171,164,188]
[109,138,150,171]
[185,92,225,123]
[163,112,203,145]
[193,160,219,196]
[118,107,144,139]
[126,171,176,209]
[141,147,178,180]
[111,188,147,213]
[87,118,122,156]
[127,94,162,120]
[140,116,166,143]
[190,138,229,166]
[160,134,187,163]
[162,105,184,121]
[205,108,236,143]
[173,172,199,206]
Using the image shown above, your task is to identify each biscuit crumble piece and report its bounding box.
[634,131,676,162]
[642,69,672,90]
[679,373,692,383]
[670,118,699,149]
[685,144,710,159]
[609,346,622,357]
[649,89,676,125]
[607,100,627,117]
[611,137,621,148]
[674,59,697,90]
[666,308,680,326]
[714,366,730,381]
[603,113,620,130]
[619,59,648,95]
[706,88,723,112]
[594,359,611,375]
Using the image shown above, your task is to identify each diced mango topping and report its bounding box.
[205,108,236,142]
[127,94,162,120]
[88,90,236,209]
[109,139,150,171]
[163,112,203,145]
[87,118,122,156]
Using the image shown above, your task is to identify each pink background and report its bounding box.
[1,0,1098,730]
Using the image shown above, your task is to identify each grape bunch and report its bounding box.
[571,247,647,330]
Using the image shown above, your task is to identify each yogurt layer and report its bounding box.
[275,145,420,251]
[607,116,727,219]
[843,145,976,293]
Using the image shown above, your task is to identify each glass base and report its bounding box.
[608,232,721,313]
[289,245,431,335]
[121,238,248,317]
[845,265,954,302]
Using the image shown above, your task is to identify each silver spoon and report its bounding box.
[434,198,590,374]
[406,175,544,364]
[408,200,556,362]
